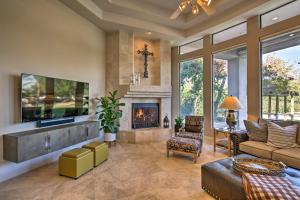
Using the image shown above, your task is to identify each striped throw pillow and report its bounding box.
[267,122,299,148]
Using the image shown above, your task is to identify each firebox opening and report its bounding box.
[132,103,160,129]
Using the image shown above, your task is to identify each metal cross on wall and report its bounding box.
[137,44,154,78]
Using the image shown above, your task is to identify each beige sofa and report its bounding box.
[238,119,300,169]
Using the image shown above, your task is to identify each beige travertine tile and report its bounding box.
[0,137,227,200]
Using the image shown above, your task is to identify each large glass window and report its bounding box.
[180,39,203,55]
[261,1,300,28]
[213,46,247,128]
[180,58,204,118]
[261,29,300,120]
[213,22,246,44]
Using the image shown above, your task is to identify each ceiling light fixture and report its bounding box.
[173,0,214,17]
[179,1,188,11]
[145,31,152,35]
[192,4,199,14]
[272,16,279,21]
[170,0,215,19]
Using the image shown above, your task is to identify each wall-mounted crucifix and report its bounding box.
[137,44,154,78]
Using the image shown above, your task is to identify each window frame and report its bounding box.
[211,45,248,128]
[212,21,247,45]
[172,3,300,134]
[259,29,300,120]
[179,38,204,55]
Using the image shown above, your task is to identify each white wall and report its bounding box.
[0,0,106,182]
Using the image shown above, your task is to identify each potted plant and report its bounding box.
[174,116,184,133]
[96,90,125,142]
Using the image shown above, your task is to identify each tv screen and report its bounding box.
[21,73,89,122]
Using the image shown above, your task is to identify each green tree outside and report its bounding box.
[262,54,300,118]
[180,58,204,117]
[179,54,300,122]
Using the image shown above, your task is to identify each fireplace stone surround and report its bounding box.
[106,30,172,143]
[118,96,172,143]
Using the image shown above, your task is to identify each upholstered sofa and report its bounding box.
[232,118,300,169]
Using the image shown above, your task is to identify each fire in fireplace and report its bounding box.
[132,103,159,129]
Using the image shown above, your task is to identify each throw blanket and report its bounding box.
[242,173,300,200]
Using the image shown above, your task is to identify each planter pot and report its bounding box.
[104,133,116,142]
[175,125,181,133]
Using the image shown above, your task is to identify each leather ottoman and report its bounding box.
[201,154,300,200]
[83,141,108,167]
[59,148,93,179]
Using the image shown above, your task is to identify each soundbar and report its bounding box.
[37,117,75,127]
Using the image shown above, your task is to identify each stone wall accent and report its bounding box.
[134,37,160,85]
[106,30,172,143]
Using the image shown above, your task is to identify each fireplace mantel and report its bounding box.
[122,82,171,98]
[124,91,171,98]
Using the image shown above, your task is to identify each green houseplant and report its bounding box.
[96,90,125,142]
[174,116,184,132]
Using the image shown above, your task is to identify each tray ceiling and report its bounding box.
[60,0,292,44]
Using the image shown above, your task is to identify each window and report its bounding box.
[261,29,300,120]
[213,46,247,128]
[180,39,203,55]
[261,1,300,28]
[213,22,247,44]
[180,58,204,118]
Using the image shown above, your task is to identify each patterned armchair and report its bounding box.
[167,116,204,163]
[176,116,204,140]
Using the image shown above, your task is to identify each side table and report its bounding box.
[214,128,246,156]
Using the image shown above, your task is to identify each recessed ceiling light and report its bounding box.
[145,31,152,35]
[272,17,279,21]
[289,33,295,37]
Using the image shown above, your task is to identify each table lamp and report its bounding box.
[219,95,242,130]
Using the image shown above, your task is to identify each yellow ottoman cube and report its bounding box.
[83,141,108,167]
[59,148,93,179]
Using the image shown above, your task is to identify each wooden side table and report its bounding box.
[214,128,245,157]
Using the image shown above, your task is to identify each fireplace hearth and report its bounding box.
[132,103,159,129]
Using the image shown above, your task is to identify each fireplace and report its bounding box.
[132,103,159,129]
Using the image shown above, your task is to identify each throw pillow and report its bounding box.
[259,118,294,127]
[267,122,299,148]
[244,120,268,142]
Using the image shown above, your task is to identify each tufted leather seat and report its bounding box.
[201,154,300,200]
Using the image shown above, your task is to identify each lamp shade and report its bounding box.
[219,96,242,110]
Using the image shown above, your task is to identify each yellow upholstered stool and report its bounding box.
[83,141,108,167]
[59,148,93,179]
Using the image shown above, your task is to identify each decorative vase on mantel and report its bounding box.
[130,73,141,85]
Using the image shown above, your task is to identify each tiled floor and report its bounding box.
[0,137,227,200]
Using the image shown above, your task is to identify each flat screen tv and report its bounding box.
[21,73,89,122]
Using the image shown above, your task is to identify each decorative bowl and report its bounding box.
[232,157,287,176]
